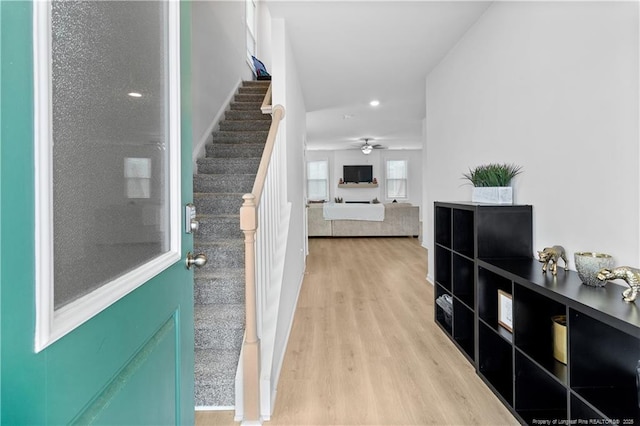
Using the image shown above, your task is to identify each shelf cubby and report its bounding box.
[476,206,533,258]
[435,246,451,291]
[435,206,451,248]
[453,300,474,360]
[569,309,640,423]
[570,393,607,423]
[479,321,514,406]
[478,266,512,330]
[514,284,567,384]
[515,350,568,424]
[435,284,452,336]
[452,254,474,308]
[452,208,474,258]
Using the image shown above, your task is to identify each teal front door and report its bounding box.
[1,1,195,424]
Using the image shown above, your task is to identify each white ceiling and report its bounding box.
[266,1,492,151]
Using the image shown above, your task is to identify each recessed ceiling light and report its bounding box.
[369,100,380,107]
[128,92,142,98]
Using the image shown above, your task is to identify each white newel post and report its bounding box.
[240,193,260,423]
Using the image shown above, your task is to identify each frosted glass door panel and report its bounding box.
[51,1,170,309]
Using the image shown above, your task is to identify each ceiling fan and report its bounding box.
[355,138,384,155]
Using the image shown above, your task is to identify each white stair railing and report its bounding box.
[239,82,285,423]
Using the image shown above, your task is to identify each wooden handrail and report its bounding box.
[250,104,284,203]
[260,83,273,115]
[239,82,285,423]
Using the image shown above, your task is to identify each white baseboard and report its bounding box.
[195,406,234,411]
[269,250,305,416]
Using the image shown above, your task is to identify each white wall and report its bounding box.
[306,149,423,208]
[424,2,639,282]
[191,1,254,160]
[257,2,273,73]
[269,17,308,414]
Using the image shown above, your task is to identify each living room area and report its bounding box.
[306,148,422,238]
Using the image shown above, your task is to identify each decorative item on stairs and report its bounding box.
[462,163,523,204]
[537,245,568,275]
[574,252,614,287]
[596,266,640,302]
[251,55,271,80]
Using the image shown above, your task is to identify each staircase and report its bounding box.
[193,80,271,408]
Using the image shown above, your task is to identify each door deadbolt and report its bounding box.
[186,252,207,269]
[185,203,199,234]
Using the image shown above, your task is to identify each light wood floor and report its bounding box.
[196,237,518,425]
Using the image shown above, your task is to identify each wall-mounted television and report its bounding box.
[343,165,373,183]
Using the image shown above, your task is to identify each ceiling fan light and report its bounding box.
[361,145,373,154]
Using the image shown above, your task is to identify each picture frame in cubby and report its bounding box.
[497,289,513,332]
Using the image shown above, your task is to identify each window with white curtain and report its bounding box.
[246,0,256,63]
[386,160,408,199]
[307,160,329,201]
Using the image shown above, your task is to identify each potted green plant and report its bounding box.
[462,163,522,204]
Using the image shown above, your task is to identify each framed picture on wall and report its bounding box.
[498,289,513,332]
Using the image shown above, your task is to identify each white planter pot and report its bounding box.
[472,187,513,204]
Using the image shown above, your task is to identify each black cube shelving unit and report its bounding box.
[434,202,640,425]
[476,258,640,425]
[434,202,532,364]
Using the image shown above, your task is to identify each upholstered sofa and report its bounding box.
[307,203,420,237]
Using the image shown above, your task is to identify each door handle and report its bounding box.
[186,252,207,269]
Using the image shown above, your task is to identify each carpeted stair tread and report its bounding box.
[194,267,245,280]
[225,110,270,121]
[196,215,242,240]
[194,304,245,351]
[205,143,265,159]
[195,382,235,408]
[241,80,271,86]
[193,193,246,215]
[195,349,241,376]
[195,328,244,351]
[195,348,240,405]
[194,352,236,407]
[194,268,245,305]
[229,102,263,111]
[193,174,256,193]
[238,85,269,94]
[219,120,271,131]
[234,93,264,103]
[195,304,245,330]
[197,157,260,175]
[211,130,269,143]
[195,240,245,269]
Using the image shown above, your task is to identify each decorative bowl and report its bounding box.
[574,252,614,287]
